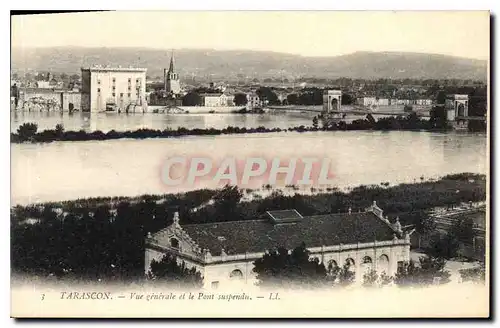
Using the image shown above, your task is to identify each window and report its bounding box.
[229,269,243,280]
[112,86,116,90]
[362,256,372,264]
[327,260,338,275]
[97,80,101,85]
[120,93,123,98]
[136,79,139,83]
[128,78,132,83]
[97,88,101,93]
[112,78,116,83]
[211,281,219,289]
[345,258,355,266]
[127,93,131,98]
[128,86,131,91]
[112,92,116,97]
[170,238,179,249]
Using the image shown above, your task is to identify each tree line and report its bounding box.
[11,174,485,284]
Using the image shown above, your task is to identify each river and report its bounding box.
[11,130,487,206]
[11,111,317,133]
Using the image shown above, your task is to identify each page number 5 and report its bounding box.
[41,294,45,301]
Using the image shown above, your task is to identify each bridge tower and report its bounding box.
[322,90,342,113]
[445,94,469,130]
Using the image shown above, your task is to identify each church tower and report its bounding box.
[164,50,181,96]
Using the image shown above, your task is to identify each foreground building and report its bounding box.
[145,201,411,289]
[81,65,147,113]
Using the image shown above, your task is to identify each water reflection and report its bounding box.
[11,111,316,133]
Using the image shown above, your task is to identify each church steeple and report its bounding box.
[164,49,181,96]
[168,50,175,74]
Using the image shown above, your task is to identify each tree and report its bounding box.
[449,217,477,246]
[436,91,447,105]
[233,93,248,106]
[182,92,202,106]
[362,269,379,288]
[213,185,243,219]
[55,124,64,137]
[256,87,279,105]
[146,254,203,289]
[16,123,38,142]
[312,116,318,129]
[286,94,299,105]
[335,263,356,286]
[394,256,451,287]
[70,74,80,81]
[416,215,437,236]
[253,243,329,289]
[427,232,460,259]
[36,73,47,81]
[341,93,355,105]
[429,106,448,129]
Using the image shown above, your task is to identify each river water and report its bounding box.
[11,129,487,206]
[11,111,317,133]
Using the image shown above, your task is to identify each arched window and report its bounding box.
[170,238,179,249]
[327,260,339,275]
[379,254,389,263]
[362,256,373,264]
[229,269,243,280]
[378,254,390,275]
[362,256,374,273]
[345,258,356,272]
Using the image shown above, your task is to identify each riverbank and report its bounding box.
[10,114,485,144]
[11,173,486,281]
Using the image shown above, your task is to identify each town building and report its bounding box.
[164,52,181,96]
[145,201,412,289]
[200,93,235,107]
[81,65,147,113]
[18,88,82,112]
[35,72,64,89]
[246,92,262,109]
[356,97,390,107]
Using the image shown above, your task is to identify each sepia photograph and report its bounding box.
[9,9,490,318]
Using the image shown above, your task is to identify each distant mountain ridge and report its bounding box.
[11,47,488,81]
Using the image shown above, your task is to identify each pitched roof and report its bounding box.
[178,211,396,256]
[266,209,303,224]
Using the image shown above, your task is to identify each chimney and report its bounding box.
[173,211,180,225]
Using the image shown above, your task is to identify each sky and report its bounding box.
[11,11,490,60]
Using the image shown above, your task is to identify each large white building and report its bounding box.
[356,97,390,107]
[81,66,147,113]
[200,93,235,107]
[145,201,412,290]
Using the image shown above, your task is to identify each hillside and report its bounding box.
[11,47,488,81]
